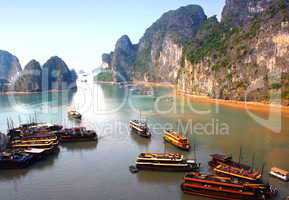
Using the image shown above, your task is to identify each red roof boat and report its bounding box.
[181,172,278,200]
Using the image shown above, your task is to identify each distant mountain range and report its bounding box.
[102,0,289,106]
[0,51,77,93]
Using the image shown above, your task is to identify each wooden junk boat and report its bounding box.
[163,129,190,151]
[0,151,34,169]
[20,123,63,132]
[57,127,97,142]
[135,153,200,172]
[67,110,82,120]
[214,163,262,182]
[8,123,63,139]
[9,133,59,149]
[0,147,59,169]
[129,120,151,138]
[181,172,278,200]
[269,167,289,181]
[209,154,251,169]
[209,152,262,182]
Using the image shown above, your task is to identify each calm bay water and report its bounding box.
[0,81,288,200]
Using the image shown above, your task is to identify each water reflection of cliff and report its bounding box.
[99,84,127,99]
[0,89,77,110]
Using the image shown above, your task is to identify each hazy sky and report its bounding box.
[0,0,225,71]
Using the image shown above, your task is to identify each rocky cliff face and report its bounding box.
[222,0,272,27]
[0,51,77,92]
[13,57,77,92]
[103,35,138,82]
[178,0,289,105]
[102,5,207,83]
[101,52,113,69]
[134,5,207,82]
[70,69,78,82]
[14,60,42,92]
[42,56,77,90]
[0,50,22,83]
[101,1,289,105]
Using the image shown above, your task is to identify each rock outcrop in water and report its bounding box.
[1,54,78,92]
[101,52,113,69]
[0,50,22,91]
[111,35,137,82]
[0,49,77,93]
[14,60,42,92]
[70,69,78,82]
[42,56,77,90]
[102,1,289,105]
[102,35,137,82]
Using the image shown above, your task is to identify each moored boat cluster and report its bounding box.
[129,115,287,200]
[1,110,288,199]
[0,121,97,170]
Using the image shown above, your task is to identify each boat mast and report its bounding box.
[238,146,243,165]
[10,118,14,129]
[261,163,265,178]
[34,112,37,123]
[251,153,255,172]
[18,115,22,125]
[139,110,141,121]
[177,121,181,137]
[163,139,166,153]
[6,118,10,130]
[194,143,197,162]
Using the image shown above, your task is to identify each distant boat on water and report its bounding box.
[129,111,151,138]
[135,153,199,172]
[68,110,82,120]
[163,129,191,151]
[270,167,289,181]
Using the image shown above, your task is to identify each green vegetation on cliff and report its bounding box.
[182,16,228,66]
[134,5,207,80]
[178,0,289,104]
[183,0,289,71]
[94,71,113,82]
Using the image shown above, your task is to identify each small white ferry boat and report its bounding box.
[270,167,289,181]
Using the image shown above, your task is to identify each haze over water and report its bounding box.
[0,81,288,200]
